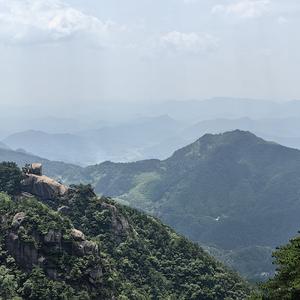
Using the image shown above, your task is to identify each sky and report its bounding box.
[0,0,299,110]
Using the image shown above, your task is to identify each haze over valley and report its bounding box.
[4,98,300,165]
[1,0,300,299]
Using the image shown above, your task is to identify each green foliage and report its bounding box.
[66,185,252,298]
[0,265,20,300]
[5,131,300,281]
[19,268,85,300]
[81,131,300,281]
[253,234,300,300]
[0,162,23,195]
[0,177,250,299]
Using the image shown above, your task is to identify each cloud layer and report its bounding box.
[212,0,270,18]
[0,0,298,104]
[0,0,125,45]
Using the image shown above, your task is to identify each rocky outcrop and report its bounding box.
[101,202,130,236]
[22,174,68,200]
[27,163,43,176]
[6,212,102,284]
[21,163,68,200]
[7,231,39,270]
[71,228,85,241]
[12,212,26,228]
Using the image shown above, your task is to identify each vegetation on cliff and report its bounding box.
[249,231,300,300]
[0,162,250,300]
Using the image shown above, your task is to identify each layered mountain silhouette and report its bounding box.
[3,130,300,281]
[0,146,83,183]
[2,115,183,165]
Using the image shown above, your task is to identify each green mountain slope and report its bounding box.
[82,130,300,280]
[4,130,300,281]
[0,163,250,300]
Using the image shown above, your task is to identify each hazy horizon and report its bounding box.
[1,0,300,164]
[0,0,299,109]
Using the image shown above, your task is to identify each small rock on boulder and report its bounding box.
[71,229,85,241]
[23,163,43,176]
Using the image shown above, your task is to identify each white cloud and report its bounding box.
[159,31,219,54]
[277,16,288,24]
[212,0,270,19]
[0,0,125,46]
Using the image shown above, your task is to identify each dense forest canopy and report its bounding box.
[0,162,250,299]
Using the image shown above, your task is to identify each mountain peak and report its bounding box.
[169,130,267,161]
[199,129,261,141]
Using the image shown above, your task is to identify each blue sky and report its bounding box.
[0,0,299,107]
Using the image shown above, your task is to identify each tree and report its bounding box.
[0,162,23,195]
[253,234,300,300]
[0,266,19,300]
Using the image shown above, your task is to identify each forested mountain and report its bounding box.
[79,131,300,281]
[0,163,250,300]
[3,130,300,282]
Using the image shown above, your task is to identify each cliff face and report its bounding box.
[5,212,102,286]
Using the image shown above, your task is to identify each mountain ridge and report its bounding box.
[3,130,300,281]
[79,130,300,281]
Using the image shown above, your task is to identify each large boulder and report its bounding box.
[71,228,85,241]
[23,163,42,176]
[22,174,68,201]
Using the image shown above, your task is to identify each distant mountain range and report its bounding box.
[183,117,300,148]
[3,115,183,165]
[0,147,83,183]
[145,98,300,122]
[3,130,300,281]
[5,101,300,166]
[3,130,91,166]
